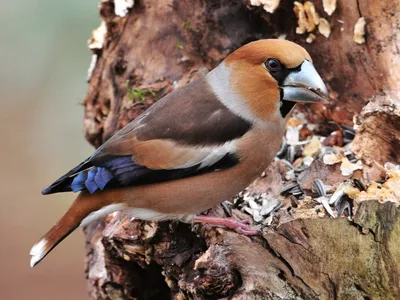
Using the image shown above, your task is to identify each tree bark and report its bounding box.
[82,0,400,299]
[352,95,400,165]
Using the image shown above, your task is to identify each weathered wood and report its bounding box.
[81,0,400,299]
[352,95,400,165]
[85,201,400,299]
[84,0,268,147]
[83,0,400,146]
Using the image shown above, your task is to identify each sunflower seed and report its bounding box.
[286,145,296,162]
[343,138,353,144]
[243,194,255,202]
[291,186,303,195]
[342,125,355,139]
[344,151,357,163]
[243,206,253,215]
[312,179,327,197]
[252,210,263,222]
[248,198,260,210]
[287,140,311,146]
[233,196,244,207]
[285,169,297,181]
[316,196,335,217]
[286,126,299,143]
[260,198,282,216]
[280,183,299,195]
[329,182,346,204]
[280,159,294,170]
[294,166,307,173]
[276,138,288,158]
[221,201,232,217]
[336,197,352,218]
[303,156,314,167]
[353,178,366,191]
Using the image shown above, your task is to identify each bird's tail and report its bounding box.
[30,192,125,267]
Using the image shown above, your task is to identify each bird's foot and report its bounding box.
[192,215,260,235]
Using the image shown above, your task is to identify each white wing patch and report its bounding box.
[171,140,238,170]
[198,140,237,169]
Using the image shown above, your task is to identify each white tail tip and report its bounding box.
[30,254,44,268]
[29,238,48,268]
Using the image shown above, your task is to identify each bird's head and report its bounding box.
[208,39,329,123]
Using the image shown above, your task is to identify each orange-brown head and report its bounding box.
[207,39,328,123]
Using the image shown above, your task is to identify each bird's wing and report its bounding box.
[42,78,252,195]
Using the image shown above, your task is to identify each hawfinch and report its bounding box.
[30,39,328,267]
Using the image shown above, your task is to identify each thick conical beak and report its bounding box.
[282,60,329,104]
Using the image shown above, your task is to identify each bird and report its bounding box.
[30,39,329,268]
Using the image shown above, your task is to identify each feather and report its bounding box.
[85,167,99,194]
[41,78,250,195]
[41,159,92,194]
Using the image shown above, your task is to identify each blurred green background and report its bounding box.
[0,0,100,299]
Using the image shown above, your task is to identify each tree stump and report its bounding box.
[81,0,400,299]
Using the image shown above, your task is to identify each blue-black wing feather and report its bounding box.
[42,78,251,195]
[41,154,238,195]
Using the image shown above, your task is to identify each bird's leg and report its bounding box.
[192,215,260,235]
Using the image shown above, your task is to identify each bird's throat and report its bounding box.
[280,100,296,118]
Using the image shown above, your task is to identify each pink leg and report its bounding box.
[193,215,260,235]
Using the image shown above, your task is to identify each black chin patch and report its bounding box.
[280,100,296,118]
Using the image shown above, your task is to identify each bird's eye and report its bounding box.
[265,58,281,72]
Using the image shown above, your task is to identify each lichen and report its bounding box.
[250,0,281,14]
[318,18,331,38]
[354,17,366,44]
[340,157,363,176]
[114,0,134,18]
[304,1,319,32]
[294,2,320,35]
[87,21,108,81]
[293,2,307,34]
[88,21,107,51]
[87,54,98,81]
[322,0,337,16]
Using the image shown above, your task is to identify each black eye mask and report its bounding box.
[265,59,302,118]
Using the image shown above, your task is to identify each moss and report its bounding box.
[126,82,155,102]
[183,20,191,29]
[389,218,400,267]
[300,202,400,299]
